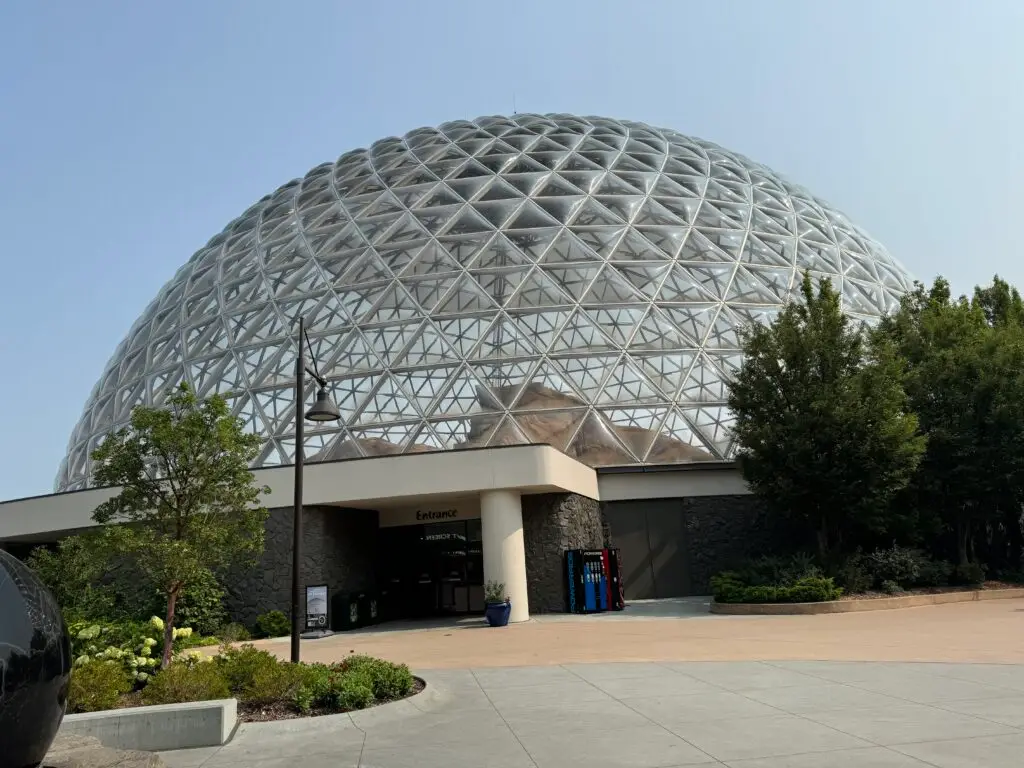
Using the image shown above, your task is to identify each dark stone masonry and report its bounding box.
[223,505,377,626]
[522,492,605,613]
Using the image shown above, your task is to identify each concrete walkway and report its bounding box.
[161,660,1024,767]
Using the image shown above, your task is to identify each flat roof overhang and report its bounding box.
[0,444,599,543]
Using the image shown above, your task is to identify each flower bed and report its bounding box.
[67,617,417,721]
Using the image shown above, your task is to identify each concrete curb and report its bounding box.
[710,587,1024,615]
[59,698,237,752]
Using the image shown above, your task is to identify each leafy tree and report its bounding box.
[728,274,926,561]
[879,276,1024,570]
[90,383,269,667]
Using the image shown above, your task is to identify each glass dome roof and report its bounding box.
[56,113,915,491]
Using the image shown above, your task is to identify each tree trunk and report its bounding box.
[816,518,829,562]
[161,587,179,670]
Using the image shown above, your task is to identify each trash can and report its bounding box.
[358,591,380,627]
[330,592,361,631]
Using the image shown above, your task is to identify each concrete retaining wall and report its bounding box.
[59,698,237,752]
[710,587,1024,615]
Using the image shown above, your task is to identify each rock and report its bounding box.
[42,733,166,768]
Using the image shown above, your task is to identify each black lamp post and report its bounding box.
[291,316,341,664]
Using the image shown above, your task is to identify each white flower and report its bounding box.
[143,637,157,648]
[139,646,152,658]
[74,655,90,667]
[136,672,149,683]
[150,616,165,631]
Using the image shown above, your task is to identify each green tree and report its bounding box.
[728,274,926,561]
[881,276,1024,570]
[90,383,269,667]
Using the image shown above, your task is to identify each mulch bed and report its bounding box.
[840,580,1020,601]
[238,676,426,723]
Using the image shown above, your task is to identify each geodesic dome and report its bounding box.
[56,113,915,491]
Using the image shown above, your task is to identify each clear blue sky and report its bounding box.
[1,0,1022,500]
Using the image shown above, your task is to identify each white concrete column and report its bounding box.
[480,489,530,623]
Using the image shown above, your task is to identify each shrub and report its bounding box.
[215,644,283,693]
[711,573,841,603]
[219,622,251,643]
[239,662,304,705]
[142,661,230,705]
[341,655,414,700]
[294,663,334,713]
[734,554,822,588]
[865,545,923,588]
[67,661,133,713]
[331,668,375,710]
[952,562,986,586]
[915,559,953,587]
[255,610,291,639]
[835,554,873,594]
[881,580,903,595]
[173,570,227,637]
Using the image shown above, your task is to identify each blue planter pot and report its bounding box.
[484,601,511,627]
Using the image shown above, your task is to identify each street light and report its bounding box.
[291,315,341,664]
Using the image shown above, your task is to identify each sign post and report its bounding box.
[305,584,329,634]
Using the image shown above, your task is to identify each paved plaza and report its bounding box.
[161,659,1024,768]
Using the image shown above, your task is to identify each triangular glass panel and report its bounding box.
[568,198,626,226]
[230,394,264,436]
[535,174,584,197]
[502,172,546,196]
[375,245,419,276]
[471,200,522,228]
[434,274,502,315]
[844,278,888,315]
[539,229,602,264]
[253,387,296,433]
[423,418,474,449]
[550,309,615,353]
[376,213,430,247]
[729,304,781,330]
[434,316,490,357]
[551,354,617,401]
[679,354,730,402]
[509,309,572,352]
[677,231,735,265]
[566,410,636,466]
[589,306,646,347]
[415,184,463,209]
[470,314,541,360]
[470,359,537,407]
[404,240,463,276]
[505,267,572,309]
[440,233,492,265]
[840,251,879,282]
[544,264,602,301]
[559,169,602,192]
[504,200,562,230]
[324,329,383,374]
[440,205,495,236]
[412,204,462,235]
[393,320,456,367]
[505,227,561,262]
[580,265,645,304]
[356,192,405,219]
[703,308,744,350]
[609,228,661,261]
[359,321,423,368]
[353,373,419,426]
[632,351,695,397]
[739,265,793,302]
[656,409,713,456]
[662,304,722,347]
[654,195,702,224]
[534,196,585,224]
[484,415,534,449]
[446,175,492,202]
[432,367,493,418]
[329,373,379,422]
[796,241,843,273]
[392,181,438,209]
[600,406,671,462]
[743,234,796,268]
[614,262,670,298]
[516,359,586,406]
[335,284,388,324]
[679,405,734,454]
[399,275,457,313]
[362,283,422,324]
[477,178,522,201]
[572,227,625,259]
[347,424,422,455]
[339,250,393,285]
[596,355,665,405]
[657,263,724,302]
[503,155,548,174]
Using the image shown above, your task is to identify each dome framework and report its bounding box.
[56,114,914,491]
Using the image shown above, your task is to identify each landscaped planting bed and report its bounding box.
[68,617,419,721]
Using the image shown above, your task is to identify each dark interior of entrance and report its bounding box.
[377,519,484,619]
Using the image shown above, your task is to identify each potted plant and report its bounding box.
[483,580,511,627]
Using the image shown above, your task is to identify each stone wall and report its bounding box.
[223,506,378,627]
[522,493,603,613]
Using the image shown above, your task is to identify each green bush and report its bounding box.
[711,573,842,603]
[141,661,230,705]
[239,661,304,705]
[734,554,822,588]
[835,554,873,594]
[331,668,375,710]
[255,610,291,639]
[293,663,334,713]
[218,622,251,643]
[68,661,133,713]
[215,644,283,693]
[952,562,986,586]
[172,570,227,637]
[341,655,414,700]
[915,558,953,587]
[881,579,903,595]
[865,545,923,587]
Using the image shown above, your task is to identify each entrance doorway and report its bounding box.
[377,519,485,619]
